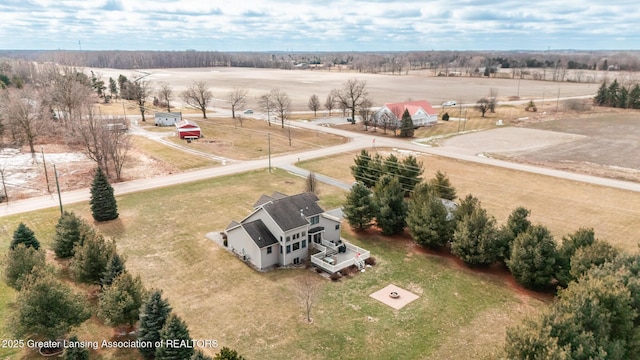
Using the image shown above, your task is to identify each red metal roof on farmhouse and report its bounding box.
[384,100,436,118]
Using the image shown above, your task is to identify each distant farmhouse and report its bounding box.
[155,112,182,126]
[371,100,438,128]
[225,192,370,274]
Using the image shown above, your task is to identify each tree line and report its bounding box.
[3,212,245,360]
[343,150,638,357]
[594,79,640,109]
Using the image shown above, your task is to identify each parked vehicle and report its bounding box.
[243,109,254,114]
[442,101,457,107]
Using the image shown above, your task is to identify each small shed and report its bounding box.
[155,112,182,126]
[175,120,201,139]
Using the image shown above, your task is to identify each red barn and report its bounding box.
[175,120,201,140]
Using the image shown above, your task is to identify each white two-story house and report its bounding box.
[225,192,369,273]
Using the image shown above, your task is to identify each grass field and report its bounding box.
[166,116,347,160]
[132,135,219,170]
[298,150,640,253]
[0,168,542,359]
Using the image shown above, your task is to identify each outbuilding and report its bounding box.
[371,100,438,128]
[155,112,182,126]
[175,120,201,140]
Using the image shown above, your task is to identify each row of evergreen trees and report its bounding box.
[344,151,619,291]
[594,79,640,109]
[3,215,244,359]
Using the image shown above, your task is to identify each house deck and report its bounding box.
[311,239,370,274]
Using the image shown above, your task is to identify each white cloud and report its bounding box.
[0,0,638,51]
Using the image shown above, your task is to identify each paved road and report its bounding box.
[4,107,640,217]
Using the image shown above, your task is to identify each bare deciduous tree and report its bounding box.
[324,91,337,116]
[227,87,248,119]
[104,121,131,181]
[131,77,152,122]
[181,81,212,118]
[307,94,320,117]
[476,98,490,117]
[270,88,290,128]
[1,87,50,155]
[306,172,318,195]
[157,82,174,112]
[294,274,320,323]
[40,64,93,126]
[258,93,273,126]
[336,79,369,122]
[489,88,498,113]
[77,103,110,176]
[359,98,373,130]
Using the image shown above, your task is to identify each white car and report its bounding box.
[243,109,254,114]
[442,101,457,107]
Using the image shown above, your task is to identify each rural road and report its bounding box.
[3,111,640,217]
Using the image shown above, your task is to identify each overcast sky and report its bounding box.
[1,0,638,52]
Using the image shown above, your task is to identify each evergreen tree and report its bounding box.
[156,314,194,360]
[428,170,456,200]
[214,347,246,360]
[90,167,119,222]
[53,211,94,258]
[350,150,374,187]
[398,155,423,197]
[594,81,608,106]
[343,182,378,231]
[10,222,40,250]
[556,228,596,287]
[399,109,415,137]
[101,252,126,287]
[507,225,559,290]
[70,234,116,285]
[607,79,621,107]
[383,153,401,179]
[373,175,407,235]
[451,206,500,266]
[12,268,90,340]
[407,183,452,249]
[138,290,173,359]
[63,335,90,360]
[569,240,619,281]
[4,243,45,290]
[454,194,480,223]
[496,207,531,263]
[628,84,640,109]
[98,272,145,328]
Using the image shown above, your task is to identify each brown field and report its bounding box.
[93,67,601,112]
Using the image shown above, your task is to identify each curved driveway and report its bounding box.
[3,115,640,217]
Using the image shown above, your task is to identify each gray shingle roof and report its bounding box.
[242,220,278,248]
[262,192,323,232]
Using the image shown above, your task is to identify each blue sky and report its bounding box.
[1,0,638,51]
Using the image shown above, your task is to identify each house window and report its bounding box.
[286,245,291,254]
[280,246,282,254]
[267,246,272,254]
[310,215,319,224]
[293,242,300,251]
[286,236,290,242]
[302,231,306,236]
[293,257,300,265]
[302,240,306,248]
[335,224,340,230]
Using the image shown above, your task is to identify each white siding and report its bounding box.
[226,227,261,269]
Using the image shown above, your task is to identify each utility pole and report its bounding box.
[54,164,63,216]
[41,146,51,193]
[556,87,561,112]
[268,133,272,173]
[288,121,292,146]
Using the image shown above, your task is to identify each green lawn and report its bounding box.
[0,169,540,359]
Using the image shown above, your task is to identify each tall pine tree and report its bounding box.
[138,290,172,359]
[343,182,377,231]
[10,222,40,250]
[373,175,407,235]
[156,314,194,360]
[63,335,90,360]
[101,252,126,287]
[90,167,119,222]
[407,184,453,249]
[53,211,94,258]
[399,109,415,137]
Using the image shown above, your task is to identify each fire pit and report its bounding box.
[389,291,400,299]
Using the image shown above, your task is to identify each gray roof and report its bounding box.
[262,192,323,232]
[242,220,278,248]
[253,191,289,208]
[154,111,182,118]
[225,220,240,231]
